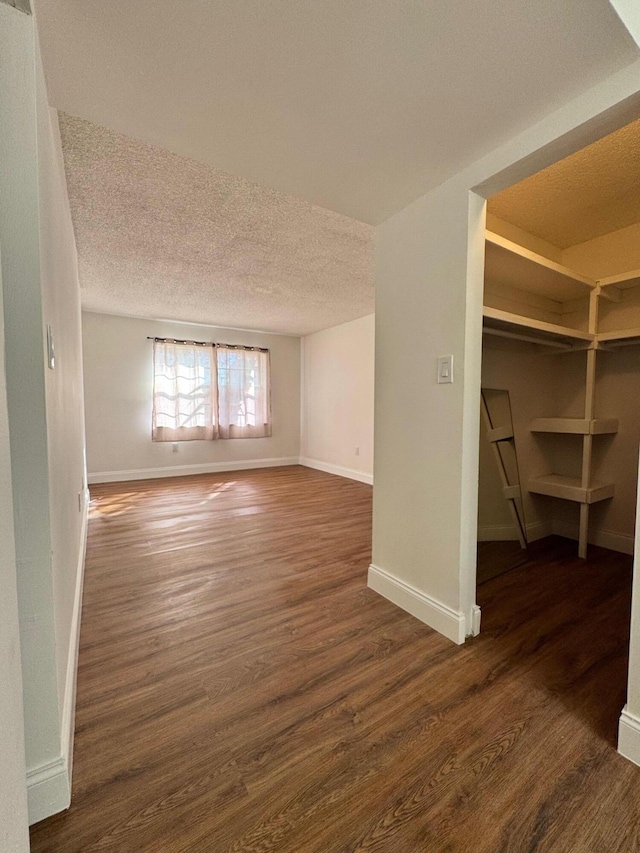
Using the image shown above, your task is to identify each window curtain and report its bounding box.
[152,341,217,441]
[216,347,271,439]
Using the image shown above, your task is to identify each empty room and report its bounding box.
[3,2,640,852]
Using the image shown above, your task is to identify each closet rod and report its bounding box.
[147,336,269,353]
[483,327,574,351]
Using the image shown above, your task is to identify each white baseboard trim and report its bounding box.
[551,520,635,555]
[88,457,300,484]
[477,524,518,542]
[62,498,88,784]
[27,499,88,825]
[525,521,552,543]
[618,706,640,767]
[299,456,373,485]
[477,521,550,543]
[27,757,70,826]
[471,604,482,636]
[368,564,466,644]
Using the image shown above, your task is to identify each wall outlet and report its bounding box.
[354,446,360,456]
[172,442,179,453]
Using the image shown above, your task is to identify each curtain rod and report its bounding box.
[147,336,269,353]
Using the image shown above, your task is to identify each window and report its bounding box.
[152,340,271,441]
[217,346,271,439]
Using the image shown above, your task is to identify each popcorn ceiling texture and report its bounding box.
[59,114,373,336]
[489,117,640,250]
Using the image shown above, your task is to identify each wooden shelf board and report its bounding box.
[485,231,595,303]
[530,417,618,435]
[528,474,614,504]
[598,269,640,290]
[597,328,640,345]
[483,307,594,346]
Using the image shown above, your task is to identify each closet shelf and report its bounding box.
[530,418,618,435]
[597,328,640,346]
[483,307,594,348]
[598,269,640,290]
[528,474,614,504]
[485,232,595,302]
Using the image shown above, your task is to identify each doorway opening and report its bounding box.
[475,116,640,745]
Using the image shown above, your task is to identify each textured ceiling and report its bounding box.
[60,115,373,336]
[489,118,640,249]
[34,0,638,224]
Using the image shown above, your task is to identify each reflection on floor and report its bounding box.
[477,538,529,584]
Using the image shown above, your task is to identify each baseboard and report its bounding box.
[551,519,635,555]
[525,521,551,543]
[471,604,482,636]
[27,499,88,825]
[477,521,550,543]
[299,456,373,486]
[88,457,300,484]
[26,757,70,825]
[62,498,88,784]
[618,706,640,767]
[477,524,518,542]
[368,564,466,644]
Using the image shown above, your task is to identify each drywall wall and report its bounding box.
[0,242,30,850]
[0,0,61,797]
[371,180,480,644]
[301,314,374,484]
[82,312,300,481]
[372,51,640,646]
[36,31,88,762]
[0,5,88,824]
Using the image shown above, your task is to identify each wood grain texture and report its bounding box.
[29,467,640,852]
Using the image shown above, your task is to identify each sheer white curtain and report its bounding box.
[216,346,271,439]
[152,341,217,441]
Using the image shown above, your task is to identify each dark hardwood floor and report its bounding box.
[29,466,640,852]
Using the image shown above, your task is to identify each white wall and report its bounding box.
[36,30,88,765]
[371,53,640,650]
[300,314,374,485]
[0,242,30,850]
[0,5,88,824]
[82,312,301,481]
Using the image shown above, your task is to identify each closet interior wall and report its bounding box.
[481,216,640,558]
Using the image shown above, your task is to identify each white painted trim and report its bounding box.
[27,499,88,825]
[87,457,300,484]
[477,524,519,542]
[477,521,550,543]
[368,564,466,644]
[299,456,373,486]
[26,757,70,825]
[525,521,552,543]
[471,604,482,636]
[618,706,640,767]
[552,519,635,555]
[61,498,88,785]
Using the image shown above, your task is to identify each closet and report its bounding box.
[480,120,640,560]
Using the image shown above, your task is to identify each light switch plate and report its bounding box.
[437,354,453,384]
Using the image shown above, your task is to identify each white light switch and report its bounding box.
[437,355,454,384]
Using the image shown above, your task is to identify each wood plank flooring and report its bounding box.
[29,466,640,852]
